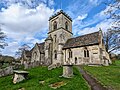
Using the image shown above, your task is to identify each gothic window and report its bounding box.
[75,57,77,64]
[87,50,89,57]
[69,51,70,58]
[65,22,68,30]
[68,49,72,58]
[34,52,37,60]
[70,51,72,58]
[54,50,57,59]
[84,50,86,57]
[84,49,89,57]
[53,21,57,30]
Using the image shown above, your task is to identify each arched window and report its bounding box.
[54,50,57,59]
[65,22,68,30]
[87,50,89,57]
[84,49,89,57]
[34,52,37,60]
[75,57,77,64]
[53,21,57,30]
[84,50,86,57]
[69,49,72,58]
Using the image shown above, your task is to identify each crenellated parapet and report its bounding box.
[49,10,72,21]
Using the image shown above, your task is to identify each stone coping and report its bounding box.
[13,70,29,74]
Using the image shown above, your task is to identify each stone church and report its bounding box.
[21,10,111,66]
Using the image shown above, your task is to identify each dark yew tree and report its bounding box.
[104,0,120,54]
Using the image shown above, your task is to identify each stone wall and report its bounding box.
[0,66,13,77]
[63,45,110,65]
[24,61,47,69]
[0,64,24,77]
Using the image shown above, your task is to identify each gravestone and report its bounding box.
[62,65,73,78]
[13,70,29,84]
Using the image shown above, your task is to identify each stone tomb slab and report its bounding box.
[13,70,29,84]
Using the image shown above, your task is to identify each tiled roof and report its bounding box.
[63,31,100,49]
[37,42,45,53]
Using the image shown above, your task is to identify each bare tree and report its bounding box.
[15,44,31,58]
[104,0,120,54]
[0,25,8,53]
[104,29,120,53]
[105,0,120,28]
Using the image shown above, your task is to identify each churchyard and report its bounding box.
[0,66,89,90]
[0,60,119,90]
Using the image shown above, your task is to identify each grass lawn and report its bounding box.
[0,66,89,90]
[84,60,120,90]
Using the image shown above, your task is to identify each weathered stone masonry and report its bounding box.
[21,10,111,67]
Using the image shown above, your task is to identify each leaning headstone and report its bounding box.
[13,70,29,84]
[62,65,73,78]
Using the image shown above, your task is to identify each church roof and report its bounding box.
[37,42,45,53]
[49,10,72,21]
[63,31,100,49]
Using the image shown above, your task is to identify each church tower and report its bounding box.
[45,10,73,65]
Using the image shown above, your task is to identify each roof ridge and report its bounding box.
[38,42,45,45]
[66,31,99,42]
[73,31,99,40]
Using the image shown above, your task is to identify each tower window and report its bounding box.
[65,22,68,30]
[54,50,57,59]
[84,49,89,57]
[53,21,57,30]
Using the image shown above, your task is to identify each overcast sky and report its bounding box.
[0,0,118,57]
